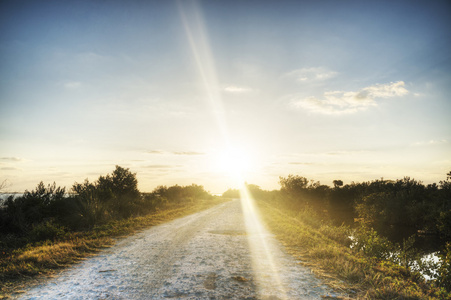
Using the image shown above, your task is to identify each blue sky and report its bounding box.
[1,0,450,193]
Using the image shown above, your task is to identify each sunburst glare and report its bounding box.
[217,146,251,181]
[239,184,288,298]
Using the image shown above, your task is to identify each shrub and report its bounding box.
[352,226,394,261]
[437,243,451,290]
[29,221,66,242]
[3,182,66,235]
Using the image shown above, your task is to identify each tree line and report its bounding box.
[0,166,213,250]
[223,172,451,291]
[222,172,451,243]
[274,172,451,242]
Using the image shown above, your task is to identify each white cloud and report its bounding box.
[144,165,180,169]
[0,157,24,162]
[146,150,204,156]
[285,67,338,82]
[412,139,448,146]
[1,167,21,171]
[359,81,408,98]
[172,151,204,155]
[223,85,253,93]
[147,150,165,154]
[291,81,409,114]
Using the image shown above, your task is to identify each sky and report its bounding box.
[1,0,450,193]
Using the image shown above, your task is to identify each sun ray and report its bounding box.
[178,0,230,145]
[239,184,288,298]
[178,3,287,296]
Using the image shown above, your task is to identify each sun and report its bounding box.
[217,146,251,180]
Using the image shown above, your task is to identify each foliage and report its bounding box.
[0,166,215,252]
[333,180,343,188]
[269,172,451,294]
[148,184,211,205]
[352,225,394,261]
[257,199,450,298]
[29,220,67,242]
[277,172,451,242]
[1,197,226,297]
[1,182,66,234]
[437,243,451,290]
[72,165,141,220]
[222,188,240,198]
[277,175,329,216]
[353,176,450,240]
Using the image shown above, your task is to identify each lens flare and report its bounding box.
[239,185,288,298]
[179,2,289,297]
[217,146,251,181]
[178,0,229,143]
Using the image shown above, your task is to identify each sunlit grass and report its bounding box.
[256,199,450,299]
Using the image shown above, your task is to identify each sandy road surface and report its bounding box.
[19,200,342,299]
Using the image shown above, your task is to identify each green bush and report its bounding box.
[29,221,66,242]
[437,243,451,290]
[352,226,394,261]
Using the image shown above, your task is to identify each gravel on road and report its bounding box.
[19,200,343,299]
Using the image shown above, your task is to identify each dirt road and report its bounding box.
[19,200,342,299]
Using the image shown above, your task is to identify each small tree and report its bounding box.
[72,166,141,221]
[333,180,343,188]
[96,165,141,218]
[72,179,107,227]
[279,175,309,193]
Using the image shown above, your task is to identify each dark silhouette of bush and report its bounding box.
[2,182,66,235]
[277,175,329,216]
[71,179,108,228]
[273,172,451,251]
[71,165,142,223]
[0,166,216,251]
[146,183,212,207]
[353,176,450,239]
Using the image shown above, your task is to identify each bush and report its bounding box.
[222,188,240,198]
[29,221,66,242]
[352,226,394,261]
[437,243,451,290]
[72,166,141,221]
[2,182,66,235]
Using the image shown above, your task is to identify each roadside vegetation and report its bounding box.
[0,166,225,297]
[237,172,451,299]
[2,166,450,298]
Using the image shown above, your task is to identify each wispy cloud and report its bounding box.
[412,139,448,146]
[325,150,369,156]
[147,150,165,154]
[285,67,338,82]
[223,85,253,93]
[172,151,204,155]
[1,167,21,171]
[0,157,23,162]
[146,150,204,156]
[144,165,180,169]
[291,81,408,114]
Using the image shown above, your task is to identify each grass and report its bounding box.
[0,197,228,298]
[256,199,450,299]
